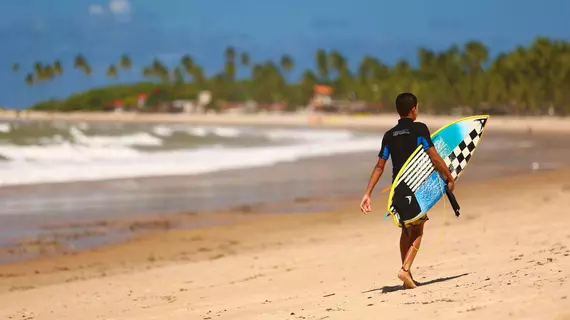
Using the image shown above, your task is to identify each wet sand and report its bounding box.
[0,168,569,319]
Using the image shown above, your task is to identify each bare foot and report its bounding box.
[398,268,417,289]
[402,281,421,287]
[410,272,421,286]
[402,271,412,287]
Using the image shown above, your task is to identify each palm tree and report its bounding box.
[119,54,132,70]
[357,56,375,83]
[32,62,45,82]
[236,52,251,81]
[173,67,184,84]
[329,50,347,77]
[417,48,436,76]
[486,53,508,102]
[74,54,87,71]
[249,61,286,103]
[315,49,329,83]
[151,59,169,82]
[463,41,489,72]
[240,52,250,66]
[180,54,194,81]
[328,50,351,97]
[142,66,154,80]
[279,55,294,82]
[29,62,55,100]
[53,60,63,77]
[11,63,24,103]
[300,70,318,91]
[106,64,118,79]
[25,73,34,86]
[74,54,92,77]
[224,46,237,82]
[392,59,414,93]
[459,41,489,109]
[225,46,237,62]
[190,65,206,87]
[42,64,55,81]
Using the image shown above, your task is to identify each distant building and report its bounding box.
[198,91,212,108]
[112,99,125,112]
[257,102,286,113]
[172,100,204,113]
[310,85,333,111]
[137,93,147,109]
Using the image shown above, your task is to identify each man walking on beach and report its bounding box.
[359,92,455,289]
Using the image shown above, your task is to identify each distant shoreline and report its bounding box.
[1,110,570,133]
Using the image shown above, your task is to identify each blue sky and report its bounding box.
[1,0,569,108]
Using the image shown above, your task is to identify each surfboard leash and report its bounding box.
[438,177,447,246]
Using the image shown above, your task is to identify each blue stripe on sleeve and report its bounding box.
[381,145,390,160]
[417,136,430,151]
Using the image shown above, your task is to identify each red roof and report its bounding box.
[314,85,333,94]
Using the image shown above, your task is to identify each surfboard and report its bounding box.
[386,115,490,227]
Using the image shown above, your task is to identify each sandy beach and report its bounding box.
[0,167,569,319]
[3,110,570,133]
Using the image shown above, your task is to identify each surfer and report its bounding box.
[359,92,455,289]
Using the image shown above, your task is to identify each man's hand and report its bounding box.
[447,179,455,192]
[360,194,372,213]
[359,158,386,214]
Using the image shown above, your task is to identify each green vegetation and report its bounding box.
[15,37,570,115]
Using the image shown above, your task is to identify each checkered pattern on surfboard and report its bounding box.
[444,127,483,179]
[389,119,486,215]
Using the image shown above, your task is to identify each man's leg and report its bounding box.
[408,223,425,285]
[399,228,410,263]
[399,228,414,286]
[398,222,425,289]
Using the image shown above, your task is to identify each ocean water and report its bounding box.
[0,120,391,253]
[0,120,383,187]
[1,119,570,260]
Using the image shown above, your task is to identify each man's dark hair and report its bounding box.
[395,92,418,117]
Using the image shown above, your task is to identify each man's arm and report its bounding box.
[363,157,387,196]
[360,134,390,213]
[364,132,390,196]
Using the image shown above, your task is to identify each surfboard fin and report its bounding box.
[444,183,461,217]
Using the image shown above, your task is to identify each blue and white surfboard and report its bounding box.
[386,115,489,227]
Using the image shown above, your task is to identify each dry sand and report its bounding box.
[0,168,569,319]
[2,110,570,133]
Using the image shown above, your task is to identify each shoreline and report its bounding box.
[2,129,569,266]
[0,166,565,270]
[0,192,346,265]
[0,191,356,292]
[0,167,569,319]
[2,110,570,133]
